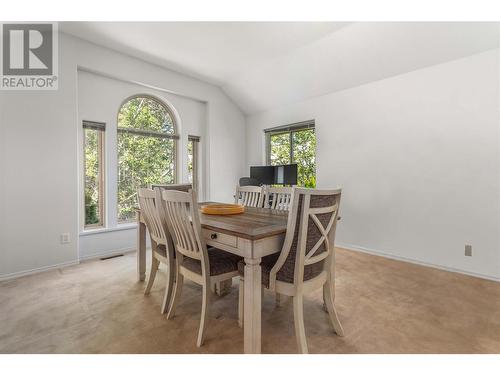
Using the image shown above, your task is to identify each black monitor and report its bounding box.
[250,164,297,186]
[250,166,275,185]
[283,164,298,185]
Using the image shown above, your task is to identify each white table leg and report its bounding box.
[244,257,262,354]
[137,211,146,282]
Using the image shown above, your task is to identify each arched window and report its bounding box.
[117,95,178,222]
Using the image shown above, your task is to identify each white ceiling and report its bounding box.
[60,22,348,84]
[61,22,499,115]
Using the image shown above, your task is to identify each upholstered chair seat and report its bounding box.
[183,248,241,276]
[237,254,326,287]
[237,255,278,288]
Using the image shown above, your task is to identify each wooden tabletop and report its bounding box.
[199,202,288,240]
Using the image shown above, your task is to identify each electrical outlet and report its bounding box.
[465,244,472,257]
[60,233,71,244]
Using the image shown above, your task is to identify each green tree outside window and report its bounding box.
[84,128,102,225]
[268,127,316,188]
[117,97,177,222]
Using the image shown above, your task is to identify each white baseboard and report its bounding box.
[78,246,139,262]
[337,242,500,283]
[0,247,150,282]
[0,260,80,282]
[3,243,497,283]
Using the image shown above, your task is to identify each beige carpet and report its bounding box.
[0,248,499,354]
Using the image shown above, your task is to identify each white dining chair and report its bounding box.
[237,187,344,353]
[235,185,264,207]
[163,189,242,347]
[137,188,175,314]
[151,183,192,193]
[264,186,294,211]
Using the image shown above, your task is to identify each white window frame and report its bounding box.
[82,120,106,229]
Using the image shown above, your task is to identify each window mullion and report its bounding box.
[117,127,179,140]
[266,132,271,165]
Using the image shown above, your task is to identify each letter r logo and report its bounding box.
[2,23,53,75]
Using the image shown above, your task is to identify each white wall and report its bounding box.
[0,43,80,278]
[246,50,500,280]
[0,33,246,279]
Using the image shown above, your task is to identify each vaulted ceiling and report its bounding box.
[61,22,499,115]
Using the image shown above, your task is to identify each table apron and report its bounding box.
[204,230,285,259]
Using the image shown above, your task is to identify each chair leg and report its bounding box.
[238,277,244,328]
[322,298,328,312]
[166,264,183,319]
[160,259,175,314]
[197,282,210,347]
[144,257,160,295]
[323,282,344,336]
[293,294,308,354]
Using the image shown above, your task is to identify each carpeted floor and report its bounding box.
[0,248,499,354]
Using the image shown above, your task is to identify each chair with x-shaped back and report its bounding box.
[237,187,344,353]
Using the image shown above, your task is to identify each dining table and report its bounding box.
[136,202,288,354]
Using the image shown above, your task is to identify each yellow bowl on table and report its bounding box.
[201,204,245,215]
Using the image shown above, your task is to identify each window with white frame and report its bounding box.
[265,120,316,187]
[83,121,105,228]
[117,96,179,222]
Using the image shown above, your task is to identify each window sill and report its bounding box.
[80,223,137,237]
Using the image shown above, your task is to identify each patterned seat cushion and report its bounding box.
[237,253,280,288]
[182,248,242,276]
[237,254,325,288]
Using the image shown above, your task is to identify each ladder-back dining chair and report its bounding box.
[235,185,264,207]
[237,187,344,353]
[151,183,192,193]
[264,186,294,211]
[137,188,175,314]
[162,189,242,347]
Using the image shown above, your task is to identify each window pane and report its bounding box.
[117,132,175,222]
[187,139,193,184]
[187,138,199,191]
[269,133,291,165]
[84,128,103,226]
[118,97,175,134]
[292,129,316,187]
